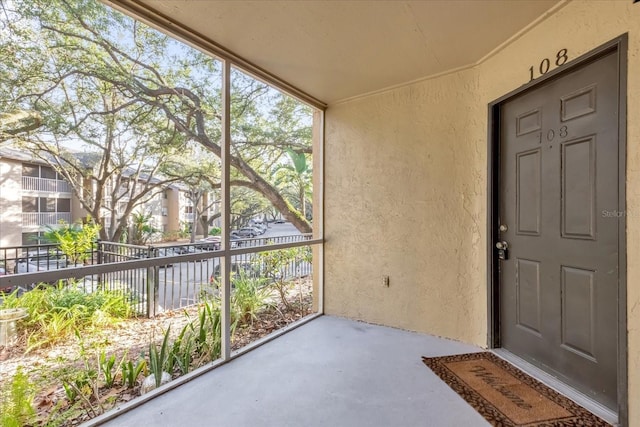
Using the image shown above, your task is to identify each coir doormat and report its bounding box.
[421,352,610,426]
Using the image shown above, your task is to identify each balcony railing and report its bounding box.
[0,233,318,317]
[21,176,71,193]
[22,212,72,227]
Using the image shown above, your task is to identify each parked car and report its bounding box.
[253,224,267,235]
[274,219,286,224]
[157,247,177,267]
[229,234,243,248]
[8,252,66,293]
[236,227,257,238]
[248,221,267,234]
[173,245,205,261]
[197,236,221,251]
[130,250,150,260]
[158,247,177,257]
[14,251,67,273]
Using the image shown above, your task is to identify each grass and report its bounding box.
[0,282,134,352]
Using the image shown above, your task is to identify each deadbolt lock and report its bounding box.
[496,241,509,260]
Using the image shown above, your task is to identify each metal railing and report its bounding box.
[0,243,97,274]
[22,212,72,227]
[0,234,317,317]
[21,176,71,193]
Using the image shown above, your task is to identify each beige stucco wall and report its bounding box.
[325,0,639,422]
[325,67,486,345]
[0,159,23,247]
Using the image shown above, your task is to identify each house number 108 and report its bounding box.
[529,49,568,81]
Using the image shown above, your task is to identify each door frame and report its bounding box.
[486,34,628,421]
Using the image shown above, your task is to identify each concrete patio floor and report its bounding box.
[95,315,490,427]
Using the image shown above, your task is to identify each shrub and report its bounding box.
[231,273,271,325]
[0,284,133,352]
[42,217,100,265]
[0,368,36,427]
[121,356,147,389]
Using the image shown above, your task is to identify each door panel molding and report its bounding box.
[487,34,627,422]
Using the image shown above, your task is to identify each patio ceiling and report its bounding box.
[107,0,561,105]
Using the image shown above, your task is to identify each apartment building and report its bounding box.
[0,147,213,247]
[0,147,75,247]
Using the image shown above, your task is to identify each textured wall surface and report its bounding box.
[0,159,23,247]
[325,68,486,345]
[324,0,640,423]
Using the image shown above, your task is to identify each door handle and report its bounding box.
[496,241,509,260]
[496,241,509,250]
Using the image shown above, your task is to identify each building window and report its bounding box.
[57,198,71,212]
[162,207,168,216]
[22,232,41,245]
[41,166,56,179]
[22,164,39,177]
[40,197,56,212]
[22,197,70,213]
[22,197,38,212]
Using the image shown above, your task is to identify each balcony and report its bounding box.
[21,176,71,193]
[21,212,72,227]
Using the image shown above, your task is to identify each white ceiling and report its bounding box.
[112,0,561,105]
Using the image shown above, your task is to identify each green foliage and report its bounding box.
[208,227,222,236]
[179,222,192,238]
[231,273,271,325]
[170,324,194,375]
[130,212,159,245]
[120,355,147,389]
[186,299,229,365]
[54,331,100,418]
[0,368,36,427]
[0,284,133,352]
[98,351,118,388]
[148,327,172,387]
[3,0,315,236]
[257,248,298,310]
[42,217,100,265]
[59,367,96,405]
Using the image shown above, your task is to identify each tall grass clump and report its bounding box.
[0,283,133,352]
[231,273,271,325]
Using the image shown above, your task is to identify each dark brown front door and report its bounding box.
[498,50,620,409]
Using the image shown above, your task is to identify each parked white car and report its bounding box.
[14,252,67,273]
